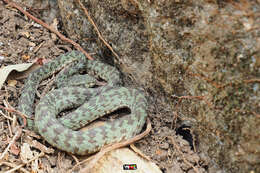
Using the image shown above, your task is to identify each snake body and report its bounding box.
[18,51,147,155]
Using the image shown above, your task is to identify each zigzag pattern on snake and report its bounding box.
[18,51,147,155]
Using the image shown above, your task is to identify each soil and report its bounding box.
[0,1,212,173]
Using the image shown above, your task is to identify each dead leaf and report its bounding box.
[22,54,30,60]
[0,55,4,61]
[21,143,34,163]
[155,149,162,155]
[19,31,30,38]
[0,62,41,89]
[10,143,20,156]
[7,79,17,87]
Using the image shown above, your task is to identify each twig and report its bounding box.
[173,95,213,109]
[2,0,93,60]
[130,144,151,161]
[0,128,22,160]
[75,0,120,60]
[0,105,28,127]
[187,71,223,88]
[0,109,13,121]
[244,79,260,83]
[3,100,15,134]
[0,162,29,173]
[57,152,64,170]
[39,75,55,98]
[171,111,179,130]
[70,154,80,164]
[188,71,260,88]
[5,152,44,173]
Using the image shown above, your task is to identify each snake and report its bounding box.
[18,51,147,155]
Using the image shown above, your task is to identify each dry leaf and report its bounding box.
[22,54,30,60]
[1,150,9,160]
[21,143,34,163]
[7,79,17,87]
[0,55,4,61]
[155,149,162,155]
[19,31,30,38]
[10,143,20,156]
[0,62,39,89]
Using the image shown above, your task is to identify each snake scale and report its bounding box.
[18,51,147,155]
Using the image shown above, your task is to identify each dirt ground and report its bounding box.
[0,1,213,173]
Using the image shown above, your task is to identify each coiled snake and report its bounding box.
[18,51,147,155]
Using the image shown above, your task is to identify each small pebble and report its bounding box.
[158,150,168,161]
[160,142,169,149]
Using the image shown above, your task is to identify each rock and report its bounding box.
[160,142,170,150]
[57,1,259,172]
